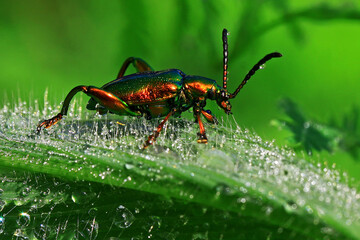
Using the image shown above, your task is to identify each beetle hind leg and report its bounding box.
[117,57,154,78]
[37,86,87,133]
[37,113,63,132]
[37,86,141,133]
[86,87,140,117]
[143,109,175,149]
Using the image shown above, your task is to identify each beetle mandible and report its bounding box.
[37,28,282,148]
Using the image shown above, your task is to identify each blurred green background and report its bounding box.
[1,1,360,182]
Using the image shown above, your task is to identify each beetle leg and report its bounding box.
[85,87,141,117]
[194,106,208,144]
[37,86,87,132]
[201,110,218,124]
[96,105,108,115]
[37,86,140,133]
[37,113,63,132]
[143,109,175,149]
[117,57,154,78]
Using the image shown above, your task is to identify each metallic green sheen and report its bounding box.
[87,69,184,112]
[104,69,184,103]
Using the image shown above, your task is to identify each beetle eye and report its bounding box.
[221,90,226,98]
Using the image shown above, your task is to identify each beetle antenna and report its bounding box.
[222,29,229,89]
[229,52,282,99]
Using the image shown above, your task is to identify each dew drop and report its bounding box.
[0,216,5,234]
[17,212,30,227]
[114,205,135,229]
[40,188,51,196]
[125,163,135,170]
[71,190,92,204]
[305,205,313,214]
[265,206,273,216]
[88,207,98,217]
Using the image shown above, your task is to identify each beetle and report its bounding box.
[37,28,282,148]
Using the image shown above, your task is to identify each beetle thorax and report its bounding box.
[183,76,217,100]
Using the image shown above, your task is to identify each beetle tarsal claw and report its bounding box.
[143,135,155,149]
[116,121,125,126]
[197,132,208,144]
[37,113,63,133]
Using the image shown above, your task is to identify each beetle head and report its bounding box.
[216,89,232,114]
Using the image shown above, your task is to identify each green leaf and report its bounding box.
[0,98,359,239]
[275,98,360,160]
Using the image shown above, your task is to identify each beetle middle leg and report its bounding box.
[194,105,208,144]
[37,86,140,132]
[117,57,154,78]
[143,109,176,149]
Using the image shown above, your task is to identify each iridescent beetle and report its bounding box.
[37,29,282,148]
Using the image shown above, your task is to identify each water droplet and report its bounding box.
[0,216,5,234]
[17,212,30,227]
[305,205,313,214]
[71,190,94,204]
[125,163,135,169]
[14,199,26,206]
[259,64,266,69]
[265,206,273,216]
[21,187,31,197]
[88,207,98,217]
[237,197,247,204]
[114,205,135,229]
[40,188,51,196]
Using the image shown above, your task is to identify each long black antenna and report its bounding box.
[222,28,229,89]
[229,52,282,99]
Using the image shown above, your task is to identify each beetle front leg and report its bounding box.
[194,106,208,144]
[143,109,176,149]
[201,109,218,124]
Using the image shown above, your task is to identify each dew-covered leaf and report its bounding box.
[0,98,359,239]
